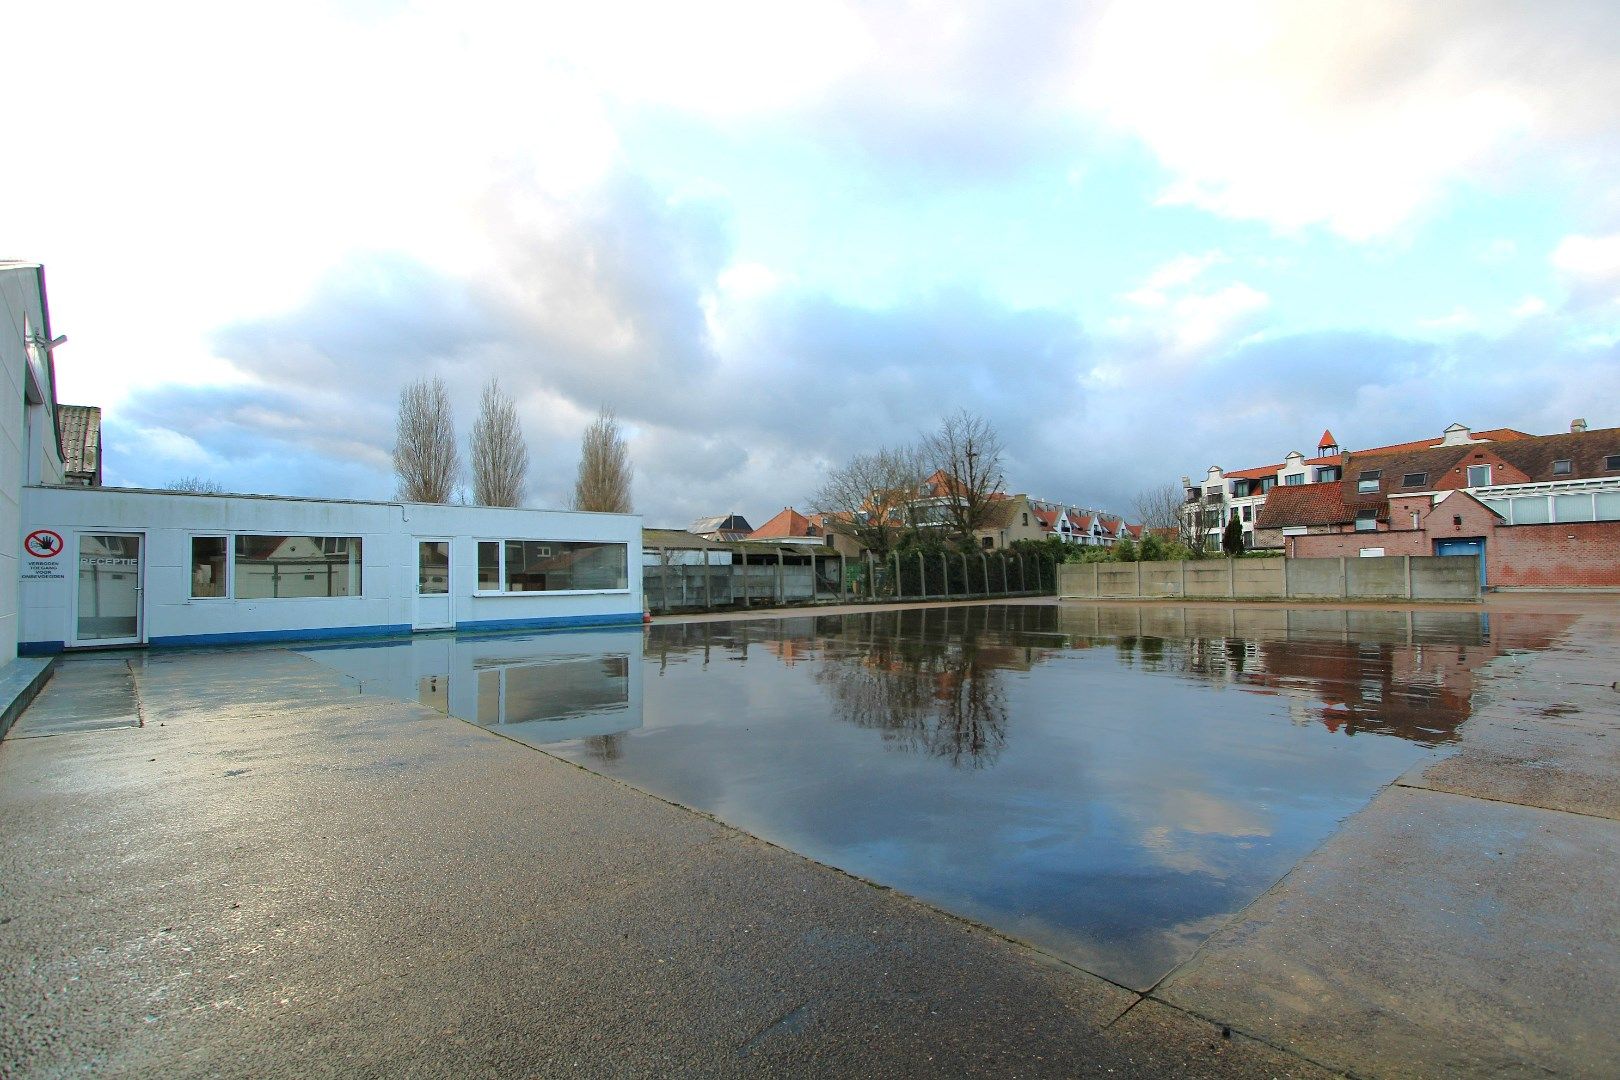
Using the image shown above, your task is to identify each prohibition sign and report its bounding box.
[24,529,64,559]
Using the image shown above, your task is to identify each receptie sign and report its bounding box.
[22,529,66,580]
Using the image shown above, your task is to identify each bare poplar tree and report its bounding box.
[469,378,529,507]
[573,407,633,514]
[810,444,927,556]
[393,376,459,503]
[920,409,1006,541]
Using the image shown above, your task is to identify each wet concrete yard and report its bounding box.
[303,605,1499,992]
[3,596,1618,1078]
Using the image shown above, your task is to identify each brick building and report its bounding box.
[1256,421,1620,588]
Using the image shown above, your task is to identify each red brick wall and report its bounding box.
[1488,521,1620,588]
[1430,447,1531,491]
[1291,517,1620,588]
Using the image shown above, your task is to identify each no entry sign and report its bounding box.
[24,530,63,558]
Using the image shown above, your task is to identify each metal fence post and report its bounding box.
[839,553,847,603]
[892,551,902,599]
[942,553,950,599]
[918,552,927,600]
[775,548,784,605]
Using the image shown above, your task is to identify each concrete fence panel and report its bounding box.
[1183,563,1233,597]
[1057,554,1480,604]
[1346,555,1407,598]
[1410,555,1481,601]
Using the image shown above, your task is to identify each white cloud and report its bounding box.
[1511,296,1548,319]
[1124,252,1227,307]
[1551,233,1620,306]
[1074,0,1620,239]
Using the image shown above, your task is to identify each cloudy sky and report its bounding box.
[6,1,1619,525]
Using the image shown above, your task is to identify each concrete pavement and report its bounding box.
[3,594,1618,1077]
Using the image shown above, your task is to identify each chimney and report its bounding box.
[1572,418,1588,434]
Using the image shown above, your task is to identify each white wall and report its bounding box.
[20,486,643,651]
[2,264,69,665]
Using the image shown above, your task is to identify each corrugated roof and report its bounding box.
[58,404,101,480]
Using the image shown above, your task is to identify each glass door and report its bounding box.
[413,538,453,630]
[75,532,145,645]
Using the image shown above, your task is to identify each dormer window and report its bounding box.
[1284,473,1303,486]
[1402,472,1427,487]
[1552,459,1572,476]
[1355,510,1378,532]
[1357,470,1381,494]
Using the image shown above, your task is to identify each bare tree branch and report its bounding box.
[920,409,1005,541]
[1134,481,1206,552]
[166,475,224,494]
[393,377,459,503]
[469,377,529,507]
[809,444,926,556]
[573,407,633,514]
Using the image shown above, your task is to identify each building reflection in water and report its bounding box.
[643,604,1575,764]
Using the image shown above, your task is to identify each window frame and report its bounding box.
[188,534,232,600]
[1606,455,1620,471]
[1465,464,1492,486]
[232,534,364,600]
[1402,472,1428,487]
[1354,509,1379,532]
[1283,473,1304,486]
[473,538,632,597]
[1356,469,1381,494]
[1551,459,1572,476]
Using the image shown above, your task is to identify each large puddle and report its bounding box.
[299,603,1571,990]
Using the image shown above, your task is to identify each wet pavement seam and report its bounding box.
[1390,778,1620,823]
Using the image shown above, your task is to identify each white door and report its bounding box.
[74,532,145,646]
[413,538,453,630]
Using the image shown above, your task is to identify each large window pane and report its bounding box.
[499,540,628,592]
[477,541,501,590]
[1553,493,1595,522]
[190,536,227,598]
[1596,492,1620,521]
[234,535,362,598]
[1511,496,1550,524]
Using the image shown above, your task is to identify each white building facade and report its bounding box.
[19,486,643,654]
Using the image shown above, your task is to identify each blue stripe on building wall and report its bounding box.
[454,612,644,633]
[24,612,642,654]
[148,624,414,648]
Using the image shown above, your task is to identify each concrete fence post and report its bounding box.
[1018,553,1026,593]
[961,553,970,595]
[1340,556,1349,598]
[658,548,669,614]
[1403,554,1414,599]
[1228,558,1236,599]
[706,552,714,609]
[1180,560,1187,598]
[981,552,990,596]
[1135,559,1144,598]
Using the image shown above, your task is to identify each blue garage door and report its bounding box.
[1434,538,1486,586]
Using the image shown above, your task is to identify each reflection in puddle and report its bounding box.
[300,604,1571,992]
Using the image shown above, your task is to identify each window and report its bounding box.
[1284,473,1304,486]
[1357,469,1381,494]
[1607,455,1620,471]
[1260,477,1276,492]
[1242,505,1252,522]
[418,541,450,595]
[1355,510,1378,532]
[1465,464,1491,486]
[1231,480,1250,497]
[1402,472,1427,487]
[981,536,995,549]
[1022,512,1029,526]
[1553,494,1595,523]
[1359,547,1385,558]
[233,535,362,598]
[1315,466,1341,483]
[1552,459,1572,476]
[190,536,228,598]
[476,540,628,593]
[1511,496,1550,524]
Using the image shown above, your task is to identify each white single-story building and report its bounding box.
[19,485,643,654]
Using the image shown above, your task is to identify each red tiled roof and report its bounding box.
[1255,484,1358,528]
[1318,429,1337,448]
[750,507,816,539]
